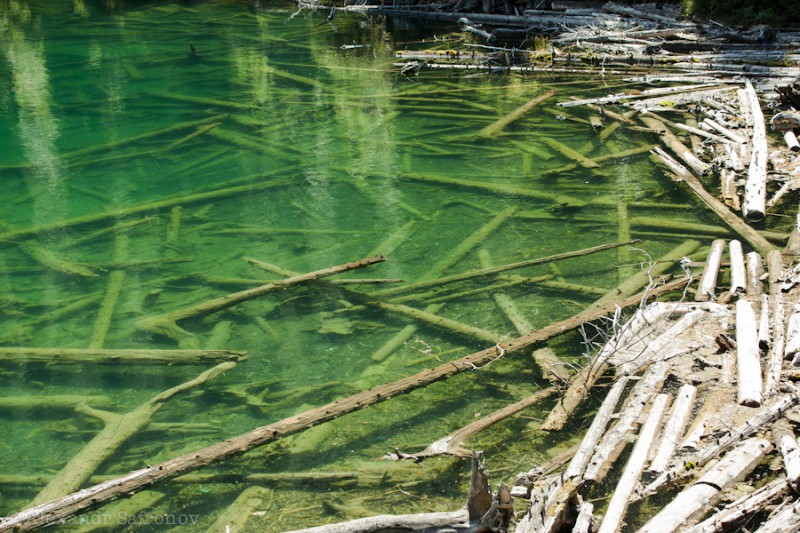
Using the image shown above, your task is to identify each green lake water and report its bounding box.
[0,0,774,531]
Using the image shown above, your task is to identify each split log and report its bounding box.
[744,78,769,222]
[729,240,746,296]
[642,394,797,499]
[638,438,773,533]
[649,383,697,473]
[30,361,236,505]
[785,304,800,362]
[641,115,711,176]
[0,278,700,532]
[596,393,669,533]
[564,377,630,480]
[750,497,800,532]
[764,297,786,397]
[136,256,385,346]
[583,361,670,483]
[780,434,800,493]
[736,299,763,407]
[476,90,557,138]
[0,347,246,365]
[746,251,764,298]
[684,478,789,533]
[696,239,725,302]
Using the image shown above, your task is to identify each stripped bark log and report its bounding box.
[780,434,800,493]
[729,240,746,296]
[649,384,697,473]
[758,293,772,349]
[641,115,711,176]
[684,478,789,533]
[702,117,748,144]
[697,239,725,302]
[747,251,764,298]
[583,361,670,483]
[785,304,800,362]
[764,297,786,397]
[0,278,699,532]
[136,256,385,346]
[744,78,769,222]
[737,299,764,407]
[752,498,800,532]
[596,393,669,533]
[638,438,773,533]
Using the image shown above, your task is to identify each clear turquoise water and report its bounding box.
[0,0,753,531]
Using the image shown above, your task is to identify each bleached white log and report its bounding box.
[737,88,753,128]
[559,83,720,107]
[638,438,773,533]
[785,130,800,152]
[572,499,594,533]
[595,303,671,366]
[724,142,746,172]
[651,145,691,178]
[729,240,746,296]
[745,251,764,299]
[787,207,800,256]
[743,78,768,222]
[785,304,800,363]
[758,294,772,350]
[598,394,669,533]
[616,309,705,375]
[649,384,697,473]
[583,362,669,482]
[565,378,630,480]
[764,297,785,398]
[702,117,748,144]
[720,168,740,211]
[675,122,731,145]
[736,299,763,407]
[780,434,800,493]
[754,498,800,532]
[643,394,797,499]
[684,477,788,533]
[680,414,707,451]
[767,249,784,297]
[696,239,726,302]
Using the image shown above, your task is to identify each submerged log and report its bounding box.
[477,89,557,138]
[136,256,385,346]
[684,478,789,533]
[0,278,699,531]
[0,347,246,365]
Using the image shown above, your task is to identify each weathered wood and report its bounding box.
[751,498,800,532]
[641,115,711,176]
[736,299,763,407]
[702,117,748,144]
[684,478,788,533]
[597,393,669,533]
[785,130,800,152]
[0,278,699,531]
[744,78,769,222]
[649,383,697,473]
[30,362,236,505]
[746,251,764,298]
[697,239,725,302]
[477,89,557,138]
[136,256,386,346]
[639,438,773,533]
[208,486,272,532]
[0,347,246,365]
[764,297,786,398]
[564,377,629,480]
[541,137,599,169]
[729,240,746,296]
[780,434,800,493]
[583,362,670,483]
[90,234,128,349]
[559,83,723,108]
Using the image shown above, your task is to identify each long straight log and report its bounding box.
[597,393,669,533]
[0,347,246,365]
[136,256,385,346]
[0,277,698,532]
[641,115,711,175]
[477,89,557,138]
[372,240,638,299]
[744,78,769,222]
[729,240,746,296]
[649,384,697,473]
[736,299,763,406]
[696,239,725,302]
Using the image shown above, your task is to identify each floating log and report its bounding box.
[638,438,774,533]
[702,117,748,144]
[90,234,128,349]
[696,239,725,301]
[0,347,246,365]
[746,251,764,298]
[0,278,699,531]
[743,78,769,222]
[572,499,594,533]
[558,83,723,108]
[476,89,557,138]
[748,497,800,532]
[641,115,711,176]
[596,393,669,533]
[764,298,786,397]
[736,299,763,407]
[649,384,697,473]
[136,256,385,346]
[721,168,740,211]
